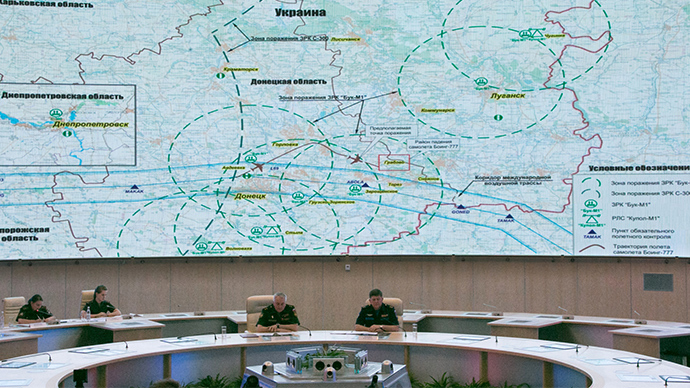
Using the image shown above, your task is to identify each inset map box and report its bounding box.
[0,83,136,166]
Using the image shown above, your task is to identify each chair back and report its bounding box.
[365,297,403,328]
[80,290,94,314]
[2,296,26,326]
[246,295,274,333]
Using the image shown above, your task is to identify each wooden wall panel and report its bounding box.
[524,260,578,315]
[323,259,373,330]
[170,261,221,312]
[65,261,119,319]
[11,263,66,319]
[631,259,687,323]
[577,260,631,318]
[472,260,525,313]
[421,259,473,311]
[273,261,323,330]
[119,260,171,315]
[372,258,423,310]
[0,264,12,308]
[220,261,273,311]
[1,257,689,325]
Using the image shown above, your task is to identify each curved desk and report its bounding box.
[2,331,690,388]
[405,310,690,361]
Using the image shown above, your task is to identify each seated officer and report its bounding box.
[17,294,57,324]
[81,285,122,319]
[256,292,299,333]
[355,288,400,332]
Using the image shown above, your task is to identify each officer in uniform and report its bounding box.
[256,292,300,332]
[81,285,122,319]
[17,294,57,324]
[355,288,400,332]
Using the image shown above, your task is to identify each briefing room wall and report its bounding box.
[220,260,274,312]
[524,260,578,315]
[421,260,474,311]
[472,260,526,313]
[631,259,687,323]
[0,257,688,328]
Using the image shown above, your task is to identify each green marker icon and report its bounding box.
[475,77,488,87]
[50,109,63,119]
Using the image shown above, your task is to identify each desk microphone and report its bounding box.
[366,374,378,388]
[299,325,312,336]
[1,352,52,363]
[178,333,217,341]
[633,310,647,325]
[409,302,431,314]
[123,340,129,349]
[483,303,503,316]
[35,309,52,320]
[558,306,574,320]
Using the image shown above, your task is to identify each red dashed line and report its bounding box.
[75,1,226,83]
[473,2,611,216]
[44,168,110,256]
[347,2,613,252]
[343,202,451,254]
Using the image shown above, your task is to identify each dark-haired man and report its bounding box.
[355,288,400,332]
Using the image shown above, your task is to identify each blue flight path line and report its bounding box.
[0,161,572,238]
[479,208,571,254]
[386,191,569,254]
[17,186,552,254]
[0,160,571,235]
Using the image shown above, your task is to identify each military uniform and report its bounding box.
[355,303,399,327]
[83,300,117,315]
[16,304,53,322]
[256,304,300,327]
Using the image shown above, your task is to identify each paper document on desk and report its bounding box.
[451,335,491,342]
[0,380,33,387]
[351,331,378,336]
[27,363,69,370]
[161,338,199,344]
[69,347,110,354]
[0,362,35,369]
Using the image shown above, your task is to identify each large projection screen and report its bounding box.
[0,0,688,260]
